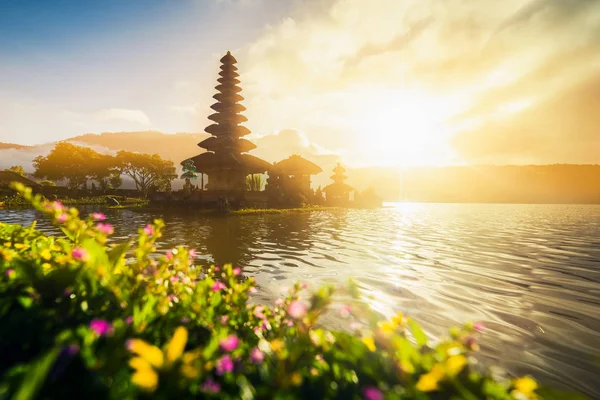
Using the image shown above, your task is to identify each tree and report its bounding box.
[116,151,176,195]
[39,180,56,187]
[89,153,122,190]
[4,165,26,176]
[33,142,93,189]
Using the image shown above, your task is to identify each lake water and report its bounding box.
[1,203,599,397]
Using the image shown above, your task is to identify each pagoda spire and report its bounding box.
[198,51,256,154]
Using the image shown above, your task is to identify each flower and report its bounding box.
[214,266,220,271]
[275,298,284,306]
[249,287,258,294]
[513,376,538,395]
[127,340,164,368]
[166,327,188,364]
[125,316,133,325]
[362,386,383,400]
[52,201,65,211]
[91,212,105,221]
[254,305,266,319]
[361,336,376,352]
[288,301,307,319]
[165,250,173,261]
[188,248,197,258]
[202,378,221,394]
[300,283,307,289]
[250,347,264,364]
[129,357,159,392]
[5,269,15,278]
[212,282,226,292]
[445,355,467,377]
[143,224,154,236]
[56,213,68,223]
[233,267,241,275]
[340,304,351,318]
[71,247,89,261]
[473,322,485,332]
[89,319,113,336]
[96,223,114,235]
[219,335,239,352]
[64,344,80,356]
[220,315,229,325]
[416,364,445,392]
[216,355,234,375]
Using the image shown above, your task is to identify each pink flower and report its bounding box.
[143,224,154,236]
[275,298,284,306]
[165,250,173,261]
[250,348,264,364]
[71,247,89,261]
[288,301,308,319]
[220,316,229,325]
[188,248,197,258]
[362,386,383,400]
[96,223,114,235]
[340,305,351,318]
[91,212,105,221]
[349,322,361,330]
[219,335,239,352]
[89,319,113,336]
[125,316,133,325]
[202,378,221,393]
[216,355,234,375]
[52,201,65,211]
[300,283,307,289]
[474,322,485,332]
[6,269,15,277]
[254,306,266,320]
[233,267,241,276]
[212,282,226,292]
[249,287,258,294]
[169,276,178,283]
[56,213,68,223]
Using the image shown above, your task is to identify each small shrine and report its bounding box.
[270,155,323,196]
[323,162,354,204]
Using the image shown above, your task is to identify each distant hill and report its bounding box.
[1,132,599,203]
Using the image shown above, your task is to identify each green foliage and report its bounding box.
[0,183,582,399]
[116,151,177,194]
[5,165,27,177]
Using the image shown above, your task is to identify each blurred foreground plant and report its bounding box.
[0,183,585,399]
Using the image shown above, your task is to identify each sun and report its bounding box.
[350,88,458,168]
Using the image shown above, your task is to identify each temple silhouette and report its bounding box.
[149,51,381,209]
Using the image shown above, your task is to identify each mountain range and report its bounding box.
[1,131,599,203]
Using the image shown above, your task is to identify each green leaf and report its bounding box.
[14,347,60,400]
[59,226,75,242]
[107,241,130,267]
[409,319,428,348]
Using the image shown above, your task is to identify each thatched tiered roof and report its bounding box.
[323,162,354,194]
[184,51,270,174]
[273,155,323,176]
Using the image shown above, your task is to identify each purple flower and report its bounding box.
[362,386,383,400]
[288,301,308,319]
[232,267,241,276]
[219,335,239,352]
[89,319,113,336]
[56,213,68,223]
[91,212,105,221]
[96,223,114,235]
[254,306,266,320]
[65,344,80,356]
[212,282,226,292]
[71,247,89,261]
[250,347,264,364]
[202,378,221,393]
[143,224,154,236]
[216,355,234,375]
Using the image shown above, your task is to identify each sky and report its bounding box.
[1,0,599,168]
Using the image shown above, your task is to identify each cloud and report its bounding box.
[168,103,202,115]
[237,0,600,165]
[92,109,151,126]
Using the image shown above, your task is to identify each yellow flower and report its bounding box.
[391,312,405,326]
[270,339,284,352]
[290,372,303,386]
[42,263,52,273]
[40,248,52,261]
[361,336,376,352]
[416,364,445,392]
[128,339,164,368]
[130,358,158,392]
[377,320,396,334]
[3,242,11,247]
[445,355,467,377]
[399,360,415,374]
[166,327,188,364]
[14,243,27,250]
[514,376,538,395]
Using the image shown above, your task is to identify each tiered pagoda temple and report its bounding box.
[184,52,271,192]
[323,162,354,204]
